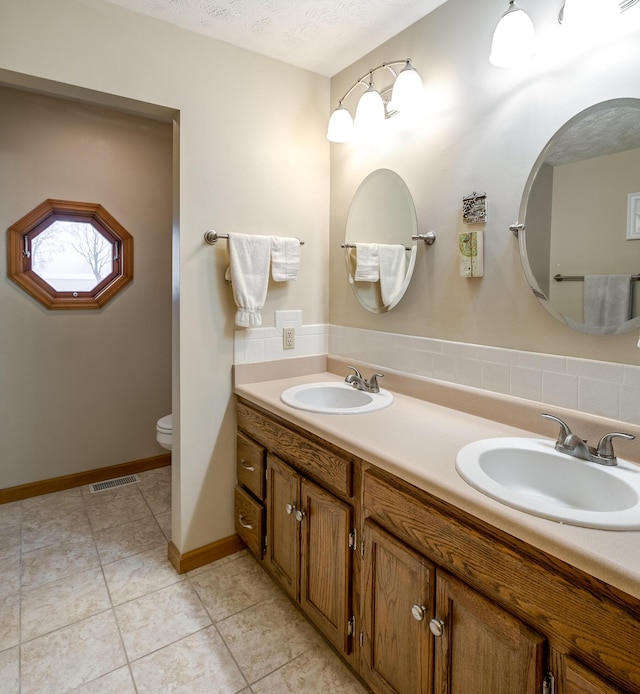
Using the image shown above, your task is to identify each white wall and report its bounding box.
[329,0,640,367]
[0,0,330,553]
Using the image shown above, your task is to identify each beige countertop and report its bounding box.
[235,359,640,601]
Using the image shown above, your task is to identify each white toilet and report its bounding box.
[156,414,173,451]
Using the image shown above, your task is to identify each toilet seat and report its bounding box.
[156,414,172,451]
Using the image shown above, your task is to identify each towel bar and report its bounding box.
[341,232,436,251]
[204,231,304,245]
[554,273,640,282]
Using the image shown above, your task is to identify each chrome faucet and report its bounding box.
[345,366,384,394]
[541,413,635,466]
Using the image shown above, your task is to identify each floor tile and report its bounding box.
[0,554,20,598]
[154,510,172,540]
[252,643,367,693]
[21,537,100,589]
[69,666,137,693]
[115,581,211,660]
[20,611,126,694]
[0,500,22,527]
[21,567,111,641]
[137,468,171,515]
[102,545,183,605]
[94,516,166,565]
[0,646,19,694]
[21,506,93,553]
[0,523,21,561]
[217,594,323,684]
[189,552,281,622]
[0,594,19,651]
[131,625,246,694]
[85,486,152,533]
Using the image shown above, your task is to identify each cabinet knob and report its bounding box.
[285,503,296,515]
[295,510,306,522]
[240,460,255,472]
[429,619,445,637]
[238,515,253,530]
[411,604,427,622]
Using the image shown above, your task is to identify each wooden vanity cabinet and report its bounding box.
[362,465,640,694]
[236,400,356,659]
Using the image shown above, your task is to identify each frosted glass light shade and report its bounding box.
[388,63,424,112]
[327,106,354,142]
[489,2,536,68]
[561,0,619,31]
[354,88,385,132]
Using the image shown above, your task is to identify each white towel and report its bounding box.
[270,236,300,281]
[583,274,632,328]
[379,244,409,307]
[227,233,271,328]
[355,243,379,282]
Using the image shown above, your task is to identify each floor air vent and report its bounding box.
[89,474,140,493]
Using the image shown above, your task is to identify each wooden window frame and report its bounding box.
[8,199,133,310]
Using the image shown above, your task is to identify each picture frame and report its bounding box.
[626,192,640,240]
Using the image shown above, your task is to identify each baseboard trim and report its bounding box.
[0,453,171,504]
[168,534,246,574]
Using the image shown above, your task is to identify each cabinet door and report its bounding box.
[361,521,434,694]
[299,477,352,655]
[553,652,628,694]
[433,570,545,694]
[265,454,299,600]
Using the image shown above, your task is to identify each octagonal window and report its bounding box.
[8,199,133,310]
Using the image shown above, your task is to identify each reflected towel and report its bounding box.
[227,233,271,327]
[355,243,379,282]
[583,274,632,328]
[270,236,300,281]
[379,244,408,307]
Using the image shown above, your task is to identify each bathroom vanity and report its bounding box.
[234,365,640,694]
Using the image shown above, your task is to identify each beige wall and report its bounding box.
[549,148,640,321]
[0,86,172,489]
[329,0,640,366]
[0,0,329,553]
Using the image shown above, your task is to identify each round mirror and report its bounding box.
[344,169,418,313]
[517,98,640,334]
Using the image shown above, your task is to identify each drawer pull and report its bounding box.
[295,509,306,522]
[429,618,445,637]
[238,515,254,530]
[411,604,427,622]
[285,503,296,515]
[240,460,255,472]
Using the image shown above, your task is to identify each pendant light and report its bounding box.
[489,1,536,68]
[354,74,385,133]
[326,105,354,143]
[388,60,425,112]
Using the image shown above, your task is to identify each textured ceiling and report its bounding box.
[96,0,448,76]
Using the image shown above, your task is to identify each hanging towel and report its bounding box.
[270,236,301,281]
[583,274,632,328]
[378,244,408,307]
[227,233,271,328]
[355,243,380,282]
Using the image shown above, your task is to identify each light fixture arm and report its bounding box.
[334,60,411,106]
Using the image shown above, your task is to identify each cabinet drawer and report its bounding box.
[237,431,266,500]
[237,401,353,498]
[235,485,264,558]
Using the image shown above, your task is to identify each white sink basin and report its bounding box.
[280,381,393,415]
[456,437,640,530]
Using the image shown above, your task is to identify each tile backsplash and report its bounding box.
[233,323,640,425]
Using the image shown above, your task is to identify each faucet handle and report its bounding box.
[345,366,363,382]
[541,413,573,445]
[367,373,384,392]
[595,432,635,461]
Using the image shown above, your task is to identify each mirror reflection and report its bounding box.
[519,98,640,334]
[344,169,418,313]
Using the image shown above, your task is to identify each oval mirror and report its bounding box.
[517,98,640,334]
[344,169,418,313]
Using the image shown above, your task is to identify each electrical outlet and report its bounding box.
[283,327,295,350]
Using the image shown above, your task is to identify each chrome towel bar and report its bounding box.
[204,230,304,245]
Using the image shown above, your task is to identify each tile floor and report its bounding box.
[0,468,367,693]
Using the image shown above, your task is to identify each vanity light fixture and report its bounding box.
[489,1,536,68]
[326,59,424,143]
